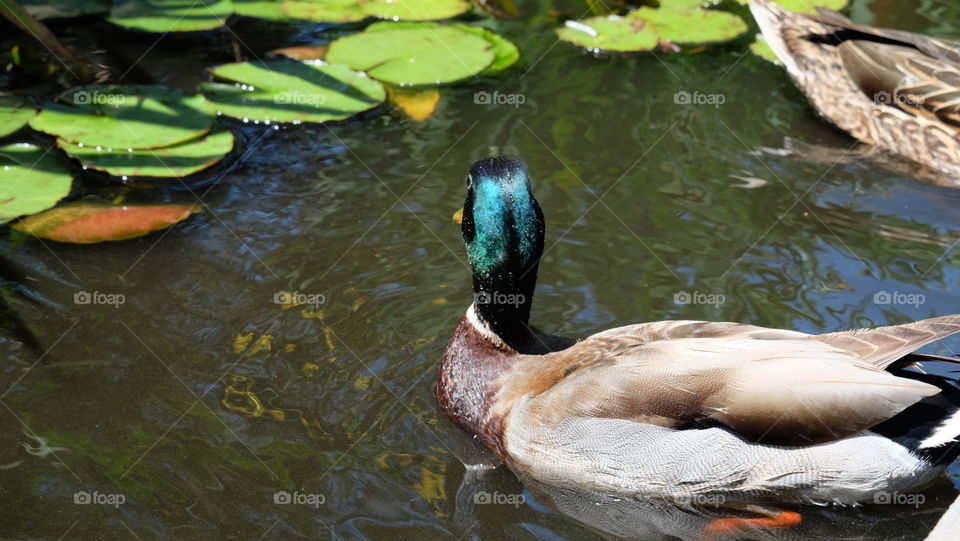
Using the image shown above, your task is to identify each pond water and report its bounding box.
[2,1,960,539]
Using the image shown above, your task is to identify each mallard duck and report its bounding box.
[749,0,960,178]
[437,157,960,511]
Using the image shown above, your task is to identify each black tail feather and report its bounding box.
[873,362,960,466]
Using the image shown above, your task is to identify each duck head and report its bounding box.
[461,157,544,347]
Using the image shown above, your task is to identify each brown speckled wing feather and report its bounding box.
[813,315,960,368]
[749,0,960,177]
[501,317,960,446]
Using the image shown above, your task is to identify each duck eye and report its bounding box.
[466,174,473,189]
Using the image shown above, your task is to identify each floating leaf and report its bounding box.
[202,59,385,123]
[660,0,716,7]
[18,0,110,19]
[557,16,659,53]
[326,22,497,85]
[368,0,471,21]
[362,21,518,75]
[634,7,747,45]
[29,86,213,150]
[452,207,463,224]
[734,0,848,14]
[270,45,328,60]
[749,33,780,64]
[558,6,747,53]
[13,204,201,243]
[281,0,470,24]
[234,0,291,21]
[453,24,520,74]
[109,0,232,32]
[389,87,440,121]
[59,130,235,178]
[0,97,37,138]
[0,144,73,224]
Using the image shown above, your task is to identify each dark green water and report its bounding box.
[2,1,960,539]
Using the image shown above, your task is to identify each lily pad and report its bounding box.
[19,0,110,19]
[660,0,715,7]
[59,130,235,178]
[453,25,519,74]
[202,59,386,123]
[368,0,471,21]
[735,0,848,14]
[0,144,73,224]
[0,97,37,138]
[326,22,497,85]
[635,7,747,45]
[389,87,440,121]
[270,45,328,60]
[109,0,232,32]
[558,6,747,53]
[234,0,291,21]
[557,16,659,53]
[13,204,202,243]
[362,21,518,74]
[281,0,470,23]
[29,86,213,150]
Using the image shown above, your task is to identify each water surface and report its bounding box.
[2,1,960,539]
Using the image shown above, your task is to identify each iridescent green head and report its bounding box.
[461,157,544,342]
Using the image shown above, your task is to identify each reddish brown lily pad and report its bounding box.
[13,203,201,243]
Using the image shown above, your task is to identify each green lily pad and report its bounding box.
[281,0,470,23]
[281,0,366,23]
[734,0,848,14]
[326,22,496,85]
[19,0,110,19]
[0,97,37,138]
[635,7,747,45]
[362,21,518,74]
[369,0,471,21]
[558,6,747,53]
[660,0,715,7]
[234,0,291,21]
[29,86,213,150]
[202,59,386,123]
[13,204,201,243]
[109,0,232,32]
[453,25,519,74]
[0,144,73,224]
[749,33,780,63]
[557,15,659,53]
[59,130,235,179]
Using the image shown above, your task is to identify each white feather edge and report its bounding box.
[919,409,960,449]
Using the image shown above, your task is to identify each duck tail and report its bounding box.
[748,0,802,74]
[873,358,960,466]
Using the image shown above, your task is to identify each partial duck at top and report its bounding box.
[436,156,960,525]
[749,0,960,178]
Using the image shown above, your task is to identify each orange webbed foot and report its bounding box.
[704,509,802,539]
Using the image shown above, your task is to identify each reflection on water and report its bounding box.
[1,0,959,539]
